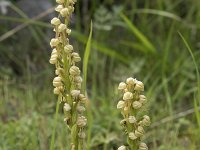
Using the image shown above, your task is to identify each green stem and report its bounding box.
[50,98,60,150]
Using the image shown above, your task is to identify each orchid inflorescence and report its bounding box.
[49,0,87,149]
[117,77,151,150]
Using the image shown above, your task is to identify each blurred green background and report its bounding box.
[0,0,200,149]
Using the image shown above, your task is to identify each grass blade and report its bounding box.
[82,22,93,94]
[120,13,156,53]
[179,32,200,128]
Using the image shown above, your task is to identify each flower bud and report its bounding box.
[58,23,67,32]
[72,52,81,62]
[64,103,71,111]
[53,86,63,95]
[128,116,137,124]
[69,66,80,76]
[132,101,142,109]
[142,115,151,126]
[129,132,137,140]
[71,90,80,98]
[135,80,144,91]
[117,100,125,109]
[118,82,126,90]
[60,8,69,17]
[123,106,129,115]
[79,94,87,103]
[74,76,83,83]
[78,131,86,139]
[117,145,126,150]
[77,116,87,127]
[64,44,73,53]
[50,38,59,47]
[50,56,57,64]
[123,92,133,101]
[126,77,136,85]
[53,76,62,87]
[55,5,63,12]
[56,0,65,4]
[66,28,71,35]
[51,17,61,26]
[139,142,148,150]
[77,106,85,113]
[135,126,145,137]
[120,119,127,126]
[139,95,147,104]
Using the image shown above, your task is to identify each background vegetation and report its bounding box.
[0,0,200,149]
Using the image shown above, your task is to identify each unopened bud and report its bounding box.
[71,90,80,98]
[123,92,133,101]
[118,82,126,90]
[117,145,126,150]
[129,132,137,140]
[139,142,148,150]
[142,115,151,126]
[53,76,62,87]
[135,80,144,91]
[135,126,145,137]
[50,38,59,47]
[60,8,69,17]
[58,23,67,32]
[64,103,71,111]
[51,17,61,26]
[55,5,63,12]
[132,101,142,109]
[69,66,80,76]
[117,100,125,109]
[77,116,87,127]
[128,116,137,124]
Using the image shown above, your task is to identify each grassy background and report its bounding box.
[0,0,200,149]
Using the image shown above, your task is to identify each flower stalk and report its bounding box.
[117,77,151,150]
[49,0,87,149]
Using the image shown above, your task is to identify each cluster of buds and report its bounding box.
[49,0,87,149]
[117,77,151,150]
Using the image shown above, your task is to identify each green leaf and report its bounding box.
[82,22,93,94]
